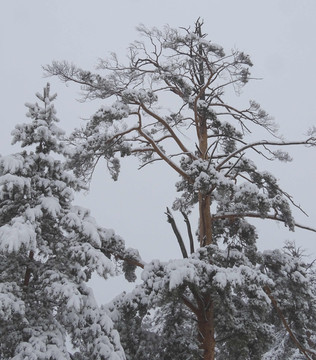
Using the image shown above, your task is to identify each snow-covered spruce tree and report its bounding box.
[46,20,316,360]
[0,84,142,359]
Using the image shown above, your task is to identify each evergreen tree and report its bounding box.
[0,84,141,359]
[46,20,316,360]
[107,289,200,360]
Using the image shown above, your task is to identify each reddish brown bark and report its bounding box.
[196,297,215,360]
[199,194,213,247]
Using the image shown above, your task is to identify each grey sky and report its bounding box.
[1,0,316,302]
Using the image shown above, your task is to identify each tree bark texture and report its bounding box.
[199,194,213,247]
[197,298,215,360]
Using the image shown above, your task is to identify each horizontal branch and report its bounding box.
[213,212,316,233]
[130,147,155,153]
[217,138,316,170]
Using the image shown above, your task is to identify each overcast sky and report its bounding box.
[1,0,316,303]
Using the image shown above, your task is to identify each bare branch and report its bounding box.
[137,157,162,170]
[165,207,188,259]
[181,211,195,254]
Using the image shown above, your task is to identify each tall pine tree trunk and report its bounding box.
[196,47,216,355]
[199,193,213,247]
[197,296,216,360]
[197,144,215,358]
[197,104,216,358]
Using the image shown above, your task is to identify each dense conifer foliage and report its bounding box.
[0,84,140,359]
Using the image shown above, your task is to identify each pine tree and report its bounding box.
[0,84,141,359]
[46,20,316,360]
[107,292,200,360]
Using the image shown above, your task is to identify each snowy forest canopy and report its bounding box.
[1,20,316,360]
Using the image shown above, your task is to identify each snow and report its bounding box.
[45,277,83,311]
[166,260,197,290]
[0,154,24,173]
[25,206,43,222]
[0,173,30,193]
[0,283,25,320]
[0,217,36,253]
[61,212,82,229]
[140,246,274,308]
[96,101,130,119]
[82,220,101,247]
[212,271,228,288]
[69,243,115,277]
[40,196,61,217]
[36,125,50,140]
[122,89,157,104]
[60,187,74,201]
[234,182,259,199]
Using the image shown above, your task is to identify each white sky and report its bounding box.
[1,0,316,303]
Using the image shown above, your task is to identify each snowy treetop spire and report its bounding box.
[11,83,65,155]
